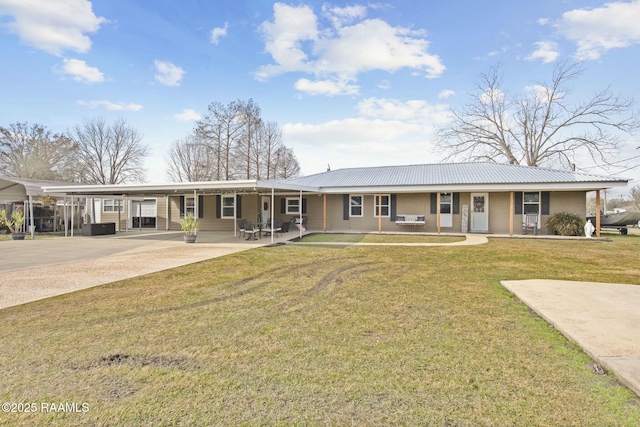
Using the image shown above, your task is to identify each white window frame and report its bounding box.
[523,191,540,228]
[350,195,363,217]
[184,196,196,216]
[286,197,300,215]
[221,195,235,219]
[523,192,540,215]
[373,194,390,218]
[103,199,123,213]
[440,193,452,215]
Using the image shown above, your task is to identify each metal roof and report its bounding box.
[279,163,628,193]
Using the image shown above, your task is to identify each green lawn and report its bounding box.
[1,236,639,426]
[299,232,466,244]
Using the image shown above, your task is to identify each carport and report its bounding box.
[43,179,317,244]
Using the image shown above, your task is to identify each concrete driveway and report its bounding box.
[502,279,640,398]
[0,231,270,309]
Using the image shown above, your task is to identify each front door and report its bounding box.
[260,196,270,224]
[471,193,489,232]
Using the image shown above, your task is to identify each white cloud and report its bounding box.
[281,96,453,174]
[438,89,455,99]
[77,100,143,111]
[173,108,201,121]
[57,58,104,83]
[525,41,560,63]
[210,22,228,45]
[537,18,550,26]
[0,0,106,55]
[357,97,450,123]
[256,3,444,95]
[294,78,359,96]
[154,60,185,87]
[321,4,367,28]
[557,0,640,60]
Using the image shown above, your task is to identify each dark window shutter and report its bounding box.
[180,196,185,218]
[343,194,349,220]
[302,198,307,214]
[541,192,550,215]
[198,195,204,218]
[514,192,523,215]
[215,195,221,219]
[390,194,397,221]
[281,198,286,214]
[453,193,460,215]
[236,195,242,218]
[430,193,437,215]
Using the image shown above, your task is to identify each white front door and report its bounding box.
[260,196,270,224]
[439,193,453,228]
[471,193,489,232]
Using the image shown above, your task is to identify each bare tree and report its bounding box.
[69,117,149,184]
[260,121,284,179]
[234,99,262,179]
[0,122,77,180]
[197,101,244,180]
[166,135,218,182]
[437,60,640,169]
[630,185,640,211]
[274,146,301,179]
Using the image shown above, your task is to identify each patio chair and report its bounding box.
[280,221,290,233]
[237,219,248,239]
[522,213,538,235]
[263,220,283,237]
[244,222,261,240]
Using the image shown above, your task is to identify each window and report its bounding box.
[350,195,363,217]
[286,197,300,215]
[374,194,390,217]
[221,196,235,218]
[103,199,123,213]
[523,192,540,215]
[440,193,452,214]
[185,197,195,216]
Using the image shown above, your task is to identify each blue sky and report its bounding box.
[1,0,639,191]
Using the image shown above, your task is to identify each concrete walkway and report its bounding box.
[501,279,640,398]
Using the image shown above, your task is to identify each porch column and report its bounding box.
[509,191,514,236]
[270,188,275,244]
[299,190,303,238]
[595,190,601,238]
[378,193,382,233]
[323,194,327,232]
[165,195,169,231]
[70,197,74,237]
[233,191,237,237]
[437,192,441,234]
[29,195,35,239]
[63,197,68,237]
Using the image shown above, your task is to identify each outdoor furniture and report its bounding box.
[522,214,538,235]
[244,222,261,240]
[263,220,283,237]
[395,214,426,227]
[280,222,290,233]
[237,219,248,239]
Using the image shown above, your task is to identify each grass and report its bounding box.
[0,233,60,241]
[299,232,466,244]
[1,236,640,426]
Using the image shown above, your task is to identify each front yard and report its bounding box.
[1,236,639,426]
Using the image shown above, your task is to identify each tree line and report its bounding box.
[0,99,300,184]
[167,98,300,182]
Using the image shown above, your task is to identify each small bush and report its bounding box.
[546,212,585,236]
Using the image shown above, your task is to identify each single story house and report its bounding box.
[42,163,627,237]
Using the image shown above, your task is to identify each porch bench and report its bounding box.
[395,214,426,227]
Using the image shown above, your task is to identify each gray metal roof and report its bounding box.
[280,163,628,192]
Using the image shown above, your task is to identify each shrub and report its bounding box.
[546,212,585,236]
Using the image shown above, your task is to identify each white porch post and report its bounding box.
[29,195,35,239]
[299,190,303,238]
[233,191,237,237]
[165,195,169,231]
[70,197,74,237]
[270,187,275,244]
[63,197,68,237]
